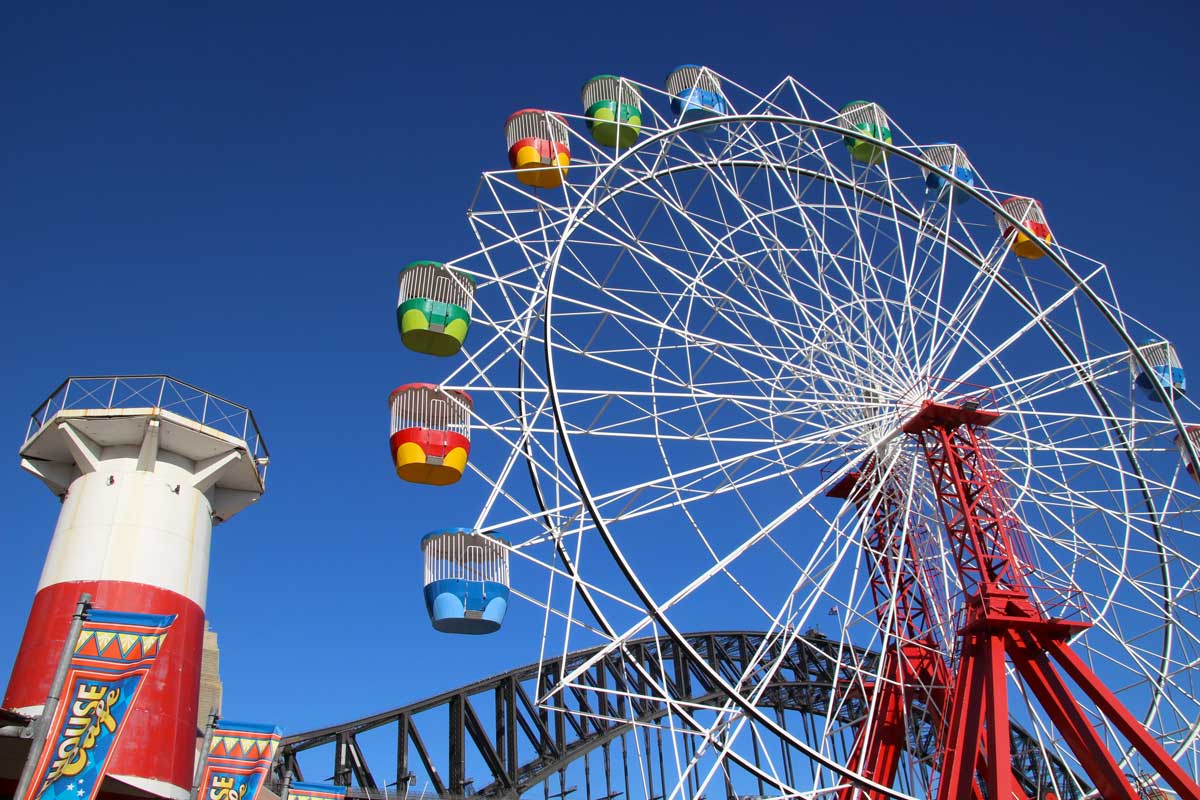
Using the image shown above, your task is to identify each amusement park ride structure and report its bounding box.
[375,66,1200,800]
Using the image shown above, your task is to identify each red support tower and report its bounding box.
[901,396,1200,800]
[829,463,1012,800]
[829,469,918,797]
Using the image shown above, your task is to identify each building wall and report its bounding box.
[197,625,223,728]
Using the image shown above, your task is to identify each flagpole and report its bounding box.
[191,708,220,800]
[13,592,93,800]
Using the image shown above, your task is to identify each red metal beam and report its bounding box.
[831,463,995,800]
[1046,638,1200,800]
[1006,630,1137,800]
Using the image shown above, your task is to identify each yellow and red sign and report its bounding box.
[289,782,347,800]
[199,722,282,800]
[23,609,174,800]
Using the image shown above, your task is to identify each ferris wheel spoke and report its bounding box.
[597,472,876,673]
[795,207,916,381]
[563,185,827,370]
[941,263,1111,393]
[481,432,842,563]
[581,438,835,526]
[571,474,883,690]
[547,232,783,350]
[543,303,820,412]
[992,426,1198,538]
[984,351,1135,409]
[836,180,922,371]
[554,514,867,733]
[907,209,968,378]
[688,153,909,370]
[621,154,834,334]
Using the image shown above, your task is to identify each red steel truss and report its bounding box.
[830,461,1006,800]
[900,397,1200,800]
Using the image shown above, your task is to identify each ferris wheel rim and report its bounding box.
[523,109,1198,780]
[434,83,1200,795]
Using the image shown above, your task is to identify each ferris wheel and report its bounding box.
[389,68,1200,800]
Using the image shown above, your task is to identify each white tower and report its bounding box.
[5,376,267,800]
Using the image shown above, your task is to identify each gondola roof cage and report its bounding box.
[505,109,570,149]
[582,75,642,109]
[422,528,510,584]
[996,196,1047,229]
[838,101,889,131]
[398,261,476,312]
[389,383,473,436]
[1136,337,1183,370]
[665,65,722,97]
[922,143,972,177]
[420,528,509,552]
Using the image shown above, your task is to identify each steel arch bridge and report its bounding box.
[274,631,1084,800]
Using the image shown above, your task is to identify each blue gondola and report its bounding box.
[422,528,510,634]
[922,143,975,205]
[665,65,726,132]
[1135,337,1186,401]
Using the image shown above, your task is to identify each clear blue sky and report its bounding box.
[3,0,1199,738]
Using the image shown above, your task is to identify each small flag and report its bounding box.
[199,721,282,800]
[289,783,347,800]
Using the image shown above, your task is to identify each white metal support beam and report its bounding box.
[20,458,74,496]
[57,422,102,475]
[191,450,242,493]
[137,417,161,472]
